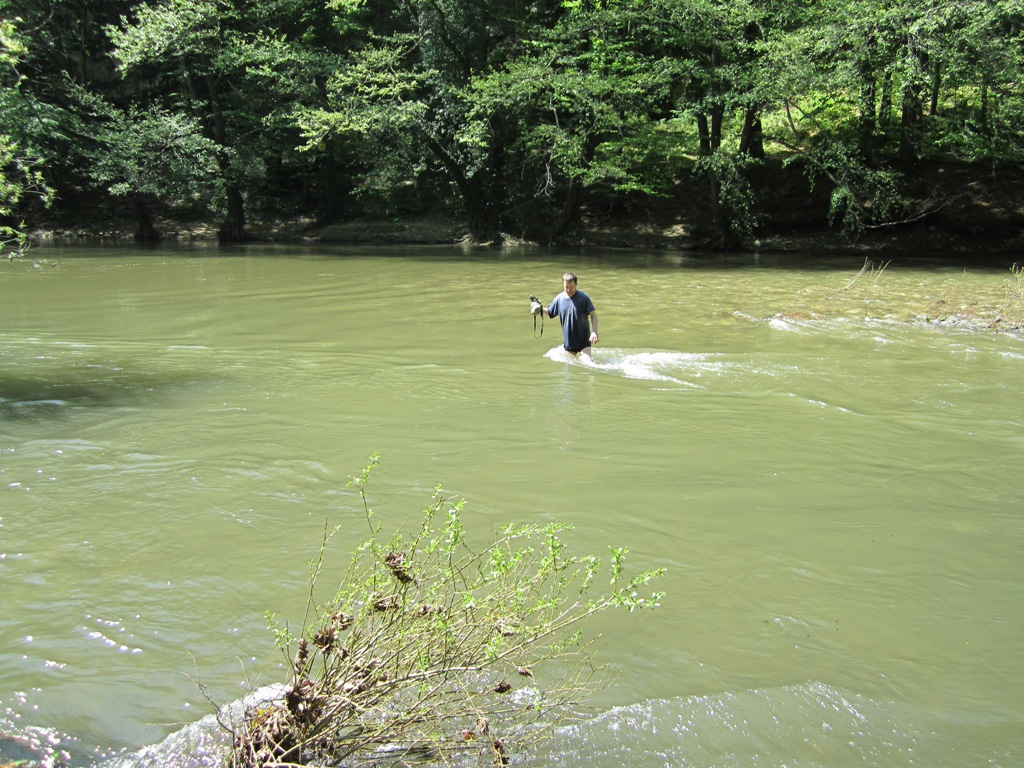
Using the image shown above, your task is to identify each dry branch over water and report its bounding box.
[226,456,664,768]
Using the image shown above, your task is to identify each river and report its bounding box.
[1,245,1022,767]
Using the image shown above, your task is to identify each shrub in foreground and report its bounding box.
[226,455,665,767]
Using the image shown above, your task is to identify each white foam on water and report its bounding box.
[542,681,1021,768]
[6,678,1020,768]
[543,347,718,387]
[768,316,804,333]
[78,680,1021,768]
[96,684,285,768]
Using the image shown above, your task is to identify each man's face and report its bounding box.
[563,279,576,297]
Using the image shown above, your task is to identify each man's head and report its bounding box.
[562,271,578,296]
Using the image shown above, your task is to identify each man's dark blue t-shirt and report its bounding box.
[548,290,596,352]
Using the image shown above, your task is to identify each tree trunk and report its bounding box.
[699,169,741,250]
[206,74,248,243]
[738,107,764,158]
[858,48,877,159]
[315,151,342,223]
[898,81,922,166]
[696,107,724,154]
[132,196,160,242]
[929,62,941,116]
[898,46,926,167]
[878,74,892,127]
[421,131,502,243]
[696,44,725,156]
[979,81,989,133]
[709,103,724,151]
[219,185,247,243]
[708,44,724,152]
[548,132,599,240]
[696,113,712,156]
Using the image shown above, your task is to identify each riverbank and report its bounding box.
[284,157,1024,254]
[24,158,1024,256]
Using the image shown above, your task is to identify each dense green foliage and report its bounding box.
[1,2,52,253]
[2,0,1022,248]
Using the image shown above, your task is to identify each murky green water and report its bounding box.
[1,245,1022,766]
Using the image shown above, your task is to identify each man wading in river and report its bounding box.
[531,272,599,358]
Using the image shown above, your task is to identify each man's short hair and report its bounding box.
[562,271,578,283]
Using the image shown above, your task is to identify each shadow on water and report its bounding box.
[0,369,209,421]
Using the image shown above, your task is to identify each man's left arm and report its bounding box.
[589,310,599,344]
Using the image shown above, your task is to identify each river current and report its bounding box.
[1,245,1022,767]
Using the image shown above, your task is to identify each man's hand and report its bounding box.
[530,301,542,315]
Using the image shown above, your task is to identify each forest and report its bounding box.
[2,0,1023,252]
